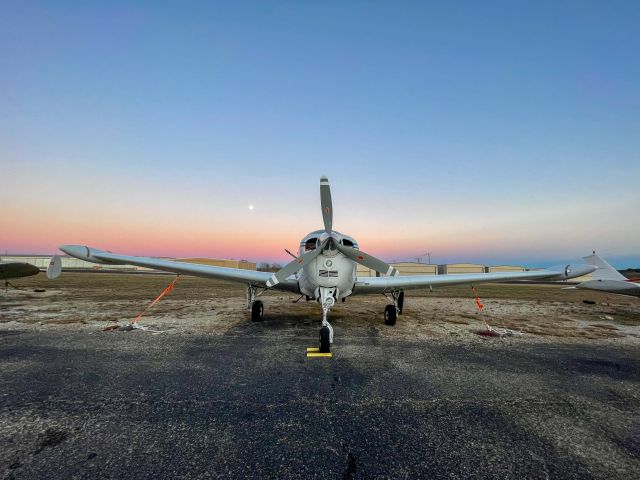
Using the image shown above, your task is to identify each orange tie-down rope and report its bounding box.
[132,276,180,325]
[471,286,484,311]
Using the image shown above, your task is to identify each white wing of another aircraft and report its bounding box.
[582,252,626,281]
[574,252,640,297]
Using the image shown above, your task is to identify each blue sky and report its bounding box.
[1,1,639,267]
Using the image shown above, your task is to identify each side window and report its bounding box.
[305,238,318,251]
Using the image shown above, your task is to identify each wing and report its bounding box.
[352,264,597,295]
[59,245,299,292]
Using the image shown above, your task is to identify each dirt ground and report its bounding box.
[1,273,638,344]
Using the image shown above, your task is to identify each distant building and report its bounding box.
[175,258,256,270]
[357,262,438,277]
[485,265,527,273]
[0,255,256,272]
[438,263,485,275]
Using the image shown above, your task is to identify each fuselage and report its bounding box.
[296,230,358,300]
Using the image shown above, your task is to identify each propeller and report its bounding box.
[320,176,332,233]
[336,244,398,277]
[265,176,398,288]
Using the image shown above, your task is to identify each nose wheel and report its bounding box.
[319,325,331,353]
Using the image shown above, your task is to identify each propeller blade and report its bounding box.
[266,239,328,287]
[320,176,333,233]
[336,244,399,276]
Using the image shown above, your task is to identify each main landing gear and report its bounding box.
[384,291,404,326]
[246,285,264,322]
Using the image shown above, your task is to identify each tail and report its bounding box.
[582,252,625,281]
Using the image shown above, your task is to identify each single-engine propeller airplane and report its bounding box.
[57,177,595,352]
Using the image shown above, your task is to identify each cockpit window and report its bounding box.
[304,238,318,251]
[342,239,355,247]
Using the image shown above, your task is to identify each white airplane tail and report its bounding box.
[582,252,625,281]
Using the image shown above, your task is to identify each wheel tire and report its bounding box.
[251,300,264,322]
[319,326,331,353]
[384,304,397,326]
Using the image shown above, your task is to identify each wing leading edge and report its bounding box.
[58,245,300,292]
[353,265,597,295]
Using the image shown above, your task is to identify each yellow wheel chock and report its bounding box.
[306,347,332,358]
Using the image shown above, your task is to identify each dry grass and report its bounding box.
[1,272,639,342]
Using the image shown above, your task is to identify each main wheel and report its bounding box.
[251,300,264,322]
[319,326,331,353]
[384,304,397,326]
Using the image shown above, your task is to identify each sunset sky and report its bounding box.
[2,1,639,267]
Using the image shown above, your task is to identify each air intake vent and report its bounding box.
[319,270,339,277]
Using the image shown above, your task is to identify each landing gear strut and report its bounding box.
[318,287,336,353]
[246,285,264,322]
[383,290,404,326]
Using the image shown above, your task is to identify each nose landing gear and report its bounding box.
[318,287,337,353]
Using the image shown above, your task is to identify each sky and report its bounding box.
[1,1,639,267]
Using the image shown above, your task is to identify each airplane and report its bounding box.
[55,177,595,353]
[0,261,40,289]
[572,252,640,297]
